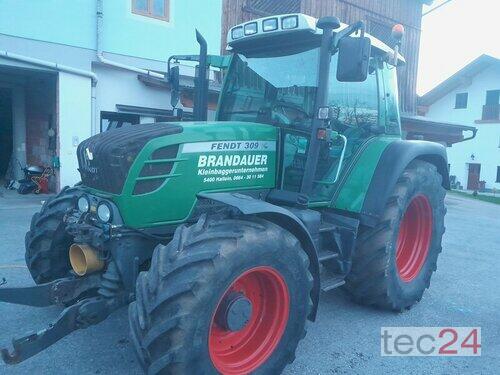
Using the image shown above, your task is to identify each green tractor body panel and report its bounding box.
[329,136,397,212]
[84,122,394,228]
[87,122,278,228]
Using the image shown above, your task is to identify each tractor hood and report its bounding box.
[77,121,278,227]
[77,123,183,195]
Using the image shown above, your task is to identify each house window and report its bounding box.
[481,89,500,121]
[454,93,468,109]
[486,90,500,105]
[132,0,169,21]
[497,166,500,183]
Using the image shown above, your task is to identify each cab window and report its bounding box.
[311,55,380,202]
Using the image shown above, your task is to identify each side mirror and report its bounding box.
[168,65,180,108]
[336,36,371,82]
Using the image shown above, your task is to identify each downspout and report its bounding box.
[96,0,164,79]
[0,50,98,135]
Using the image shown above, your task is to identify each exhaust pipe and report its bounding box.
[69,244,104,276]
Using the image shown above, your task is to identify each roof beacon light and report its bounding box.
[391,24,405,66]
[391,24,405,43]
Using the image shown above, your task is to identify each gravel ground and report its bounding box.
[0,190,498,374]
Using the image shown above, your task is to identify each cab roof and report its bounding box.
[227,13,405,64]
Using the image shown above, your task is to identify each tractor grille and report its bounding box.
[132,144,180,195]
[77,123,182,194]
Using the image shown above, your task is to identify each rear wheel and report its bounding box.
[129,215,313,374]
[25,186,77,284]
[344,160,446,310]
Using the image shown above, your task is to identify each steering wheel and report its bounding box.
[271,102,311,126]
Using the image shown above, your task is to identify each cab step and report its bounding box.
[319,223,337,233]
[321,275,345,292]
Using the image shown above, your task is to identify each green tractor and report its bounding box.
[0,13,447,374]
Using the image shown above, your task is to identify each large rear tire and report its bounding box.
[24,186,78,284]
[129,215,313,374]
[344,160,446,310]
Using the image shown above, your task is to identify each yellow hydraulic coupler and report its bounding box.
[69,243,104,276]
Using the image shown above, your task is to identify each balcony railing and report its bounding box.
[481,104,500,121]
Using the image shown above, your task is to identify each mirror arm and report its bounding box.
[167,54,201,77]
[332,20,366,49]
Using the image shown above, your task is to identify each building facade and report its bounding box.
[0,0,222,189]
[420,55,500,191]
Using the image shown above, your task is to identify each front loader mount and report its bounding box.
[0,263,128,364]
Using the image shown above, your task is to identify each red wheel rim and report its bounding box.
[396,195,433,282]
[209,266,290,374]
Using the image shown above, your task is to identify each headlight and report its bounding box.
[97,202,112,223]
[77,196,90,213]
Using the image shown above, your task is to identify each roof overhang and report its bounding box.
[401,115,477,146]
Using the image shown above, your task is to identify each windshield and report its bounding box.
[217,48,320,128]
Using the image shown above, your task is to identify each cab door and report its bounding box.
[308,56,383,203]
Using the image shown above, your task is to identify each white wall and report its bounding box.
[426,64,500,190]
[94,64,172,129]
[58,72,92,187]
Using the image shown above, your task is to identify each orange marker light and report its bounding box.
[391,24,405,42]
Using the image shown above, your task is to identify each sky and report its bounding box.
[418,0,500,95]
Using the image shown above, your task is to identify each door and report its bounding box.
[309,56,381,202]
[467,163,481,190]
[0,88,13,178]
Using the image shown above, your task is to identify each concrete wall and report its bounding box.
[58,72,92,187]
[426,65,500,190]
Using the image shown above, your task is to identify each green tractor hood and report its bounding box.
[77,121,278,227]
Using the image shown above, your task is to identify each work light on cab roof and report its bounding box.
[228,13,318,43]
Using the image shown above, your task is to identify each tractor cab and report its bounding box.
[216,14,405,203]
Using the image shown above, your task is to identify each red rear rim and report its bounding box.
[396,195,433,282]
[209,266,290,374]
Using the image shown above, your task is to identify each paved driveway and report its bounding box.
[0,190,498,374]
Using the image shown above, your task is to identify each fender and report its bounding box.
[361,140,450,226]
[197,191,321,321]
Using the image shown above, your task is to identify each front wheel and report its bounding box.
[25,186,78,284]
[344,160,446,311]
[128,215,313,374]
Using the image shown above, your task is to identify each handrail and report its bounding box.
[314,134,348,185]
